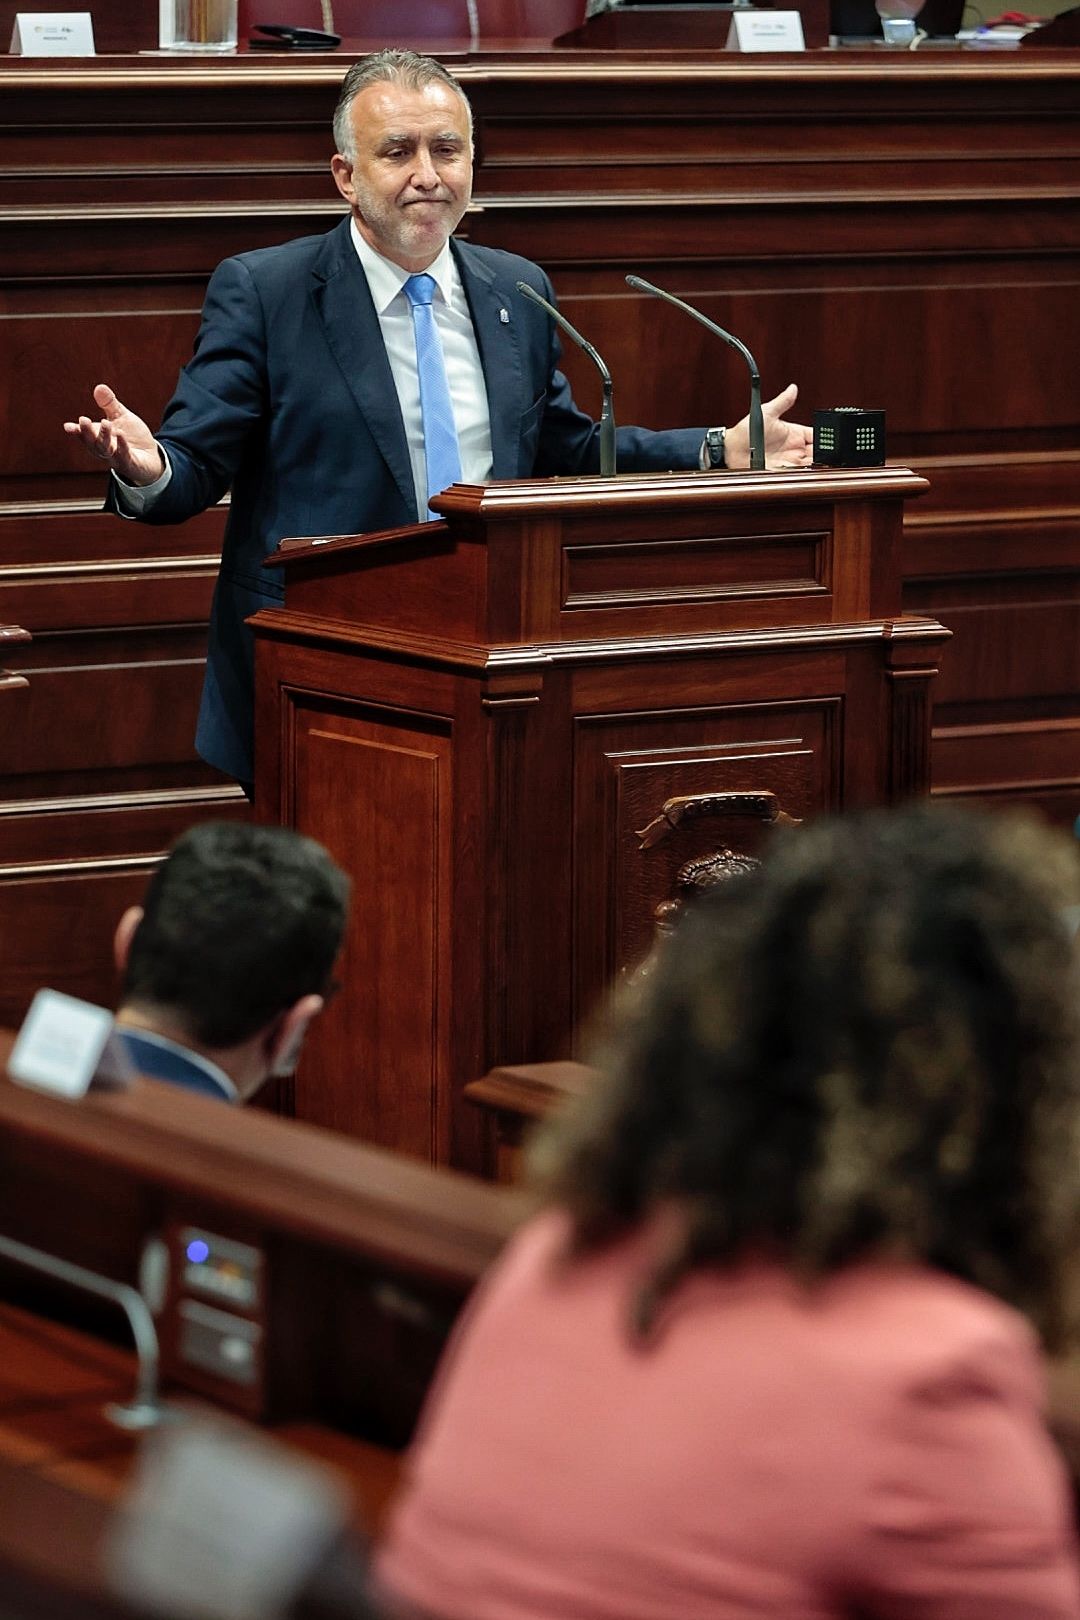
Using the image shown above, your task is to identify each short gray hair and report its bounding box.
[332,50,473,162]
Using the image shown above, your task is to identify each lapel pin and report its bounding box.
[499,307,510,324]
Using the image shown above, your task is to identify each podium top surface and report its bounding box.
[254,463,934,651]
[268,466,929,573]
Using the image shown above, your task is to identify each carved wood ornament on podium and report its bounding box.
[632,788,800,977]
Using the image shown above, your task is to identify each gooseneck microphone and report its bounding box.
[516,280,616,478]
[625,274,765,472]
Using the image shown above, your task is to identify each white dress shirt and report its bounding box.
[351,223,493,520]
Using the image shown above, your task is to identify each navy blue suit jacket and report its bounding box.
[120,219,704,782]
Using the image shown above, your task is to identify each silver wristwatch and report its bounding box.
[704,426,726,469]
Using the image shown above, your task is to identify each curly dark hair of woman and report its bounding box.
[530,802,1080,1348]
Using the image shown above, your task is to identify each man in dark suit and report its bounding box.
[113,821,349,1103]
[65,50,813,791]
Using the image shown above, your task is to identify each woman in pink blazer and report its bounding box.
[377,803,1080,1620]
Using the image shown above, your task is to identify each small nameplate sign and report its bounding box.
[8,988,135,1098]
[726,9,805,50]
[9,11,96,54]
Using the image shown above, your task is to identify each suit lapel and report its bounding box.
[310,220,415,515]
[454,241,524,481]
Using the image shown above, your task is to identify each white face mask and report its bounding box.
[270,1028,307,1079]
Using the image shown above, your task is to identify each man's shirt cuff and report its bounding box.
[111,448,172,516]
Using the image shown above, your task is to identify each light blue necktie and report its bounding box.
[402,273,462,519]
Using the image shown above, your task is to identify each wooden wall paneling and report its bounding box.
[460,211,1080,459]
[903,452,1080,822]
[0,68,343,209]
[0,505,249,1025]
[0,500,246,1025]
[460,59,1079,822]
[5,233,342,509]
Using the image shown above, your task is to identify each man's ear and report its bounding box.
[267,993,325,1079]
[330,153,356,209]
[114,906,144,975]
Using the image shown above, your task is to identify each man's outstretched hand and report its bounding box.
[63,384,165,487]
[724,383,814,471]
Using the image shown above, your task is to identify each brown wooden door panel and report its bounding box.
[286,695,455,1157]
[572,694,841,1026]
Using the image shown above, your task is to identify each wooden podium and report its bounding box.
[252,467,947,1171]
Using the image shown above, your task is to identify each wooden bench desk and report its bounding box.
[0,1031,525,1449]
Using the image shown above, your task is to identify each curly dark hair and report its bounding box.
[531,803,1080,1348]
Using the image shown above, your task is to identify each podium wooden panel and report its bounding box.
[253,467,946,1171]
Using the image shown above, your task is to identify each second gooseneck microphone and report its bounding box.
[516,280,616,478]
[625,274,765,472]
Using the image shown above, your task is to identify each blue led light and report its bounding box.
[186,1239,210,1264]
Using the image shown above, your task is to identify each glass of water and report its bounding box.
[170,0,238,52]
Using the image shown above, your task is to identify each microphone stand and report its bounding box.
[625,274,765,472]
[516,281,616,477]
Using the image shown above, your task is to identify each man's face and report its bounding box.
[330,79,472,273]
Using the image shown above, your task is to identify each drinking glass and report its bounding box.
[170,0,238,52]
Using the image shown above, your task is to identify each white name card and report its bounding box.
[726,9,805,50]
[8,988,135,1098]
[10,11,96,54]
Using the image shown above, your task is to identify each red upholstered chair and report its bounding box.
[237,0,475,44]
[237,0,587,45]
[479,0,588,37]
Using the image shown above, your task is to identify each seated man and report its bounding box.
[113,821,349,1103]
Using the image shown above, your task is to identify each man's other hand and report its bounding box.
[725,383,814,471]
[63,384,165,487]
